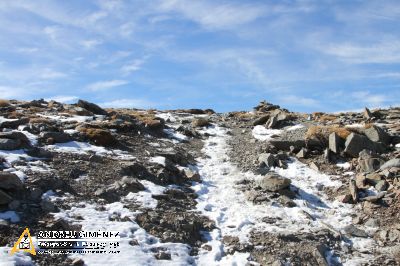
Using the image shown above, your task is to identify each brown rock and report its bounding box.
[0,172,23,190]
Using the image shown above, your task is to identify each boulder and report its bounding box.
[258,153,276,168]
[328,132,344,154]
[0,138,20,150]
[358,158,384,173]
[0,172,23,190]
[364,125,391,145]
[113,177,145,194]
[336,194,352,203]
[192,118,210,128]
[344,133,386,157]
[0,131,30,147]
[183,169,201,182]
[0,118,29,129]
[266,116,278,129]
[349,179,358,203]
[79,128,116,147]
[77,99,107,115]
[40,132,72,143]
[355,174,368,189]
[380,158,400,171]
[257,173,291,191]
[252,115,270,126]
[0,190,12,205]
[363,107,373,120]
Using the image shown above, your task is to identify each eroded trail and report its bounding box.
[193,124,377,265]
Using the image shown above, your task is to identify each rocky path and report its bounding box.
[192,123,379,265]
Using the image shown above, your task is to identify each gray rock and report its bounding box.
[266,116,278,129]
[358,158,384,173]
[364,218,379,228]
[40,132,72,143]
[364,125,391,145]
[257,173,291,191]
[41,199,59,212]
[258,153,276,167]
[344,133,387,157]
[192,118,210,128]
[310,162,320,171]
[344,224,368,238]
[0,138,20,150]
[296,148,308,159]
[0,190,12,205]
[328,132,344,154]
[77,99,107,115]
[380,158,400,171]
[0,131,31,148]
[364,107,373,120]
[375,180,389,192]
[349,179,359,203]
[253,115,269,126]
[0,118,29,129]
[0,172,23,190]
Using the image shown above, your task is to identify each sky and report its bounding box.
[0,0,399,113]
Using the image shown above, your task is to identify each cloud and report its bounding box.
[321,41,400,64]
[45,95,78,103]
[0,85,25,99]
[278,95,320,108]
[81,39,103,49]
[39,68,67,79]
[121,59,145,75]
[100,98,155,109]
[159,0,265,29]
[351,91,387,107]
[86,80,129,91]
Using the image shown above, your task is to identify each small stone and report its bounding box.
[336,194,352,203]
[349,179,358,203]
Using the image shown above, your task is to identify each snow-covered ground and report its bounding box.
[194,125,376,265]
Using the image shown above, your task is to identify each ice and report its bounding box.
[252,125,282,141]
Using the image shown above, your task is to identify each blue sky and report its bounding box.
[0,0,399,112]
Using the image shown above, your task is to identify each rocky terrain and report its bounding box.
[0,98,399,265]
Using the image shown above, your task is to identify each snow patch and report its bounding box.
[252,125,282,141]
[149,156,166,166]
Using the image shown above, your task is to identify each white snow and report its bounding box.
[194,125,376,265]
[149,156,166,166]
[0,211,20,223]
[0,246,33,266]
[39,114,95,123]
[156,112,177,123]
[336,162,351,169]
[252,125,282,141]
[0,116,18,124]
[0,149,33,165]
[126,180,165,209]
[285,124,305,131]
[45,141,136,160]
[396,143,400,148]
[51,194,192,265]
[163,128,188,142]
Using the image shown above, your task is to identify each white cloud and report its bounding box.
[159,0,265,29]
[45,95,78,103]
[351,91,387,107]
[86,80,129,91]
[321,41,400,64]
[121,59,145,75]
[100,98,155,109]
[0,85,25,99]
[81,39,103,49]
[278,95,320,107]
[40,68,67,79]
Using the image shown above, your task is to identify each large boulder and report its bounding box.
[358,150,384,173]
[40,132,72,143]
[344,133,387,157]
[78,128,117,147]
[364,125,391,145]
[192,118,210,128]
[0,139,20,150]
[0,131,31,150]
[0,190,12,205]
[77,99,107,115]
[0,118,29,129]
[257,173,291,191]
[0,172,23,190]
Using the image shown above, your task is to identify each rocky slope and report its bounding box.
[0,99,399,265]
